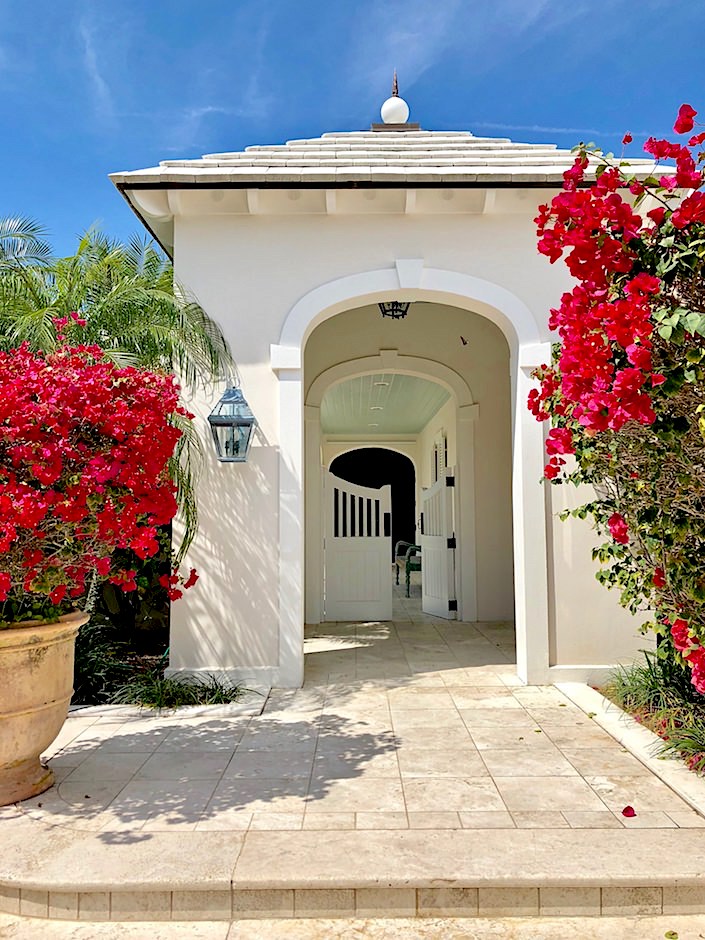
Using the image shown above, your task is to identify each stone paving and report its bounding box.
[3,576,705,923]
[3,912,705,939]
[21,580,703,836]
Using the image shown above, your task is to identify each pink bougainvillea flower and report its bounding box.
[607,513,629,545]
[621,805,636,818]
[674,103,697,134]
[545,427,574,455]
[622,132,633,146]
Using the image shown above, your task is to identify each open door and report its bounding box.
[322,469,392,622]
[420,467,457,619]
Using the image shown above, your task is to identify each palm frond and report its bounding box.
[0,216,53,267]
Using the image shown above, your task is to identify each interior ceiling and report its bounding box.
[321,373,450,436]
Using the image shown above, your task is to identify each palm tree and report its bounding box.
[0,220,235,558]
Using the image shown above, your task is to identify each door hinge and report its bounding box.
[445,475,455,487]
[447,537,456,549]
[448,599,458,612]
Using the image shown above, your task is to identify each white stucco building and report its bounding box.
[110,89,659,690]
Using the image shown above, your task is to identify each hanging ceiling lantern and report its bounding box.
[207,388,257,462]
[378,301,410,320]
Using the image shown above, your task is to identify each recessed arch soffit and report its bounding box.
[306,353,474,410]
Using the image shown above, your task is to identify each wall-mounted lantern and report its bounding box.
[378,301,410,320]
[207,387,257,462]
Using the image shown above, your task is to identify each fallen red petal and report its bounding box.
[621,805,637,818]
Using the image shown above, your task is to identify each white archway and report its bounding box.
[305,352,479,627]
[271,262,551,687]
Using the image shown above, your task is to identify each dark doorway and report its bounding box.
[330,448,416,559]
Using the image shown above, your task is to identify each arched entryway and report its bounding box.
[271,263,551,686]
[302,301,515,638]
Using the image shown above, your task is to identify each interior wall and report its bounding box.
[305,302,514,621]
[417,397,457,487]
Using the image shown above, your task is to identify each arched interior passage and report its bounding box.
[303,300,515,631]
[330,448,416,560]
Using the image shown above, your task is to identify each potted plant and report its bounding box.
[0,328,193,804]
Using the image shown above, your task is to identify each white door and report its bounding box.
[420,467,457,619]
[323,469,392,622]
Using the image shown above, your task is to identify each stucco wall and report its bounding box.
[166,199,647,682]
[547,482,654,666]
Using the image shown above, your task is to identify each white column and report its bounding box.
[277,367,305,687]
[304,406,322,624]
[455,403,479,622]
[513,344,552,684]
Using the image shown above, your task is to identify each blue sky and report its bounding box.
[2,0,703,256]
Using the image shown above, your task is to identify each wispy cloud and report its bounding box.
[345,0,593,100]
[347,0,463,96]
[78,13,115,126]
[160,8,274,153]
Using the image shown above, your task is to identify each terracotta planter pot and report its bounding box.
[0,610,88,806]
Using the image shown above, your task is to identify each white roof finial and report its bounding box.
[381,70,410,124]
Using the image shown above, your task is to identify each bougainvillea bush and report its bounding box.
[531,104,705,692]
[0,331,196,624]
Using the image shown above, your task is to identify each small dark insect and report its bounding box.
[460,336,468,345]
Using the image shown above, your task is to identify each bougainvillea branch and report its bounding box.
[531,104,705,692]
[0,338,197,622]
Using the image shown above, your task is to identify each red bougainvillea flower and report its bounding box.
[672,191,705,229]
[0,341,198,617]
[674,103,697,134]
[621,806,637,818]
[529,102,705,694]
[652,568,666,589]
[607,513,629,545]
[671,619,692,652]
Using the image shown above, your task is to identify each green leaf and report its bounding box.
[659,324,673,340]
[664,931,679,939]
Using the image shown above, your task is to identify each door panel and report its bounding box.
[421,468,457,619]
[323,470,392,622]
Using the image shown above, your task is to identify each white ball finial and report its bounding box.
[380,69,409,124]
[381,95,409,124]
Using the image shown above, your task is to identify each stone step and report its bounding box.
[3,826,705,922]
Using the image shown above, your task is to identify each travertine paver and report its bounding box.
[18,574,704,835]
[3,912,705,938]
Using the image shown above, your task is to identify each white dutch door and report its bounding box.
[420,467,457,619]
[322,469,392,622]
